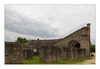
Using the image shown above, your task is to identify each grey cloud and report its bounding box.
[5,6,59,38]
[5,5,96,45]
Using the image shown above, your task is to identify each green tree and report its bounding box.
[90,44,95,52]
[16,37,31,44]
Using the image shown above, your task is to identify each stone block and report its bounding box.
[75,48,86,58]
[39,46,59,62]
[5,42,23,64]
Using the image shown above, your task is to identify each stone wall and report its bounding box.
[62,47,86,60]
[23,49,33,58]
[23,45,34,58]
[62,47,75,60]
[5,42,23,64]
[39,46,59,62]
[75,48,86,58]
[54,24,90,57]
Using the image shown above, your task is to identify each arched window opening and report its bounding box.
[74,43,80,48]
[68,40,80,48]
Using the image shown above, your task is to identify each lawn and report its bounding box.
[23,55,92,64]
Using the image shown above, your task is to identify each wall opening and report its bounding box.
[68,40,80,48]
[74,43,80,48]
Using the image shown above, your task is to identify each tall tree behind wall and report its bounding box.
[16,37,31,44]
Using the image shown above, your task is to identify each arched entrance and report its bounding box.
[68,40,80,48]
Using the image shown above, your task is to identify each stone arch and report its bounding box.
[68,40,80,48]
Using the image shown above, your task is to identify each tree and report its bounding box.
[90,44,95,52]
[16,37,31,44]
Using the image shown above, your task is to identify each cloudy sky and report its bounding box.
[5,4,96,44]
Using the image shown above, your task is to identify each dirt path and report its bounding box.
[78,53,95,64]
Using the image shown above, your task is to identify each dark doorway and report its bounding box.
[68,40,80,48]
[74,43,80,48]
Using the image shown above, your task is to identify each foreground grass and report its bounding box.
[23,55,92,64]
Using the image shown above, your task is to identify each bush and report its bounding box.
[90,44,95,52]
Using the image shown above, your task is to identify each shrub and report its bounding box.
[90,44,95,52]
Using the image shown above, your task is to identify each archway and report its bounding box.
[74,43,80,48]
[68,40,80,48]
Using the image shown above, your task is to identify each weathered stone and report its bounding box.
[39,46,59,62]
[5,42,23,64]
[62,47,86,60]
[62,47,76,60]
[75,48,86,58]
[5,23,91,63]
[54,23,90,57]
[23,49,33,58]
[23,45,34,59]
[25,24,90,57]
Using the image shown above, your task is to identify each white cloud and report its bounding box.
[5,30,46,42]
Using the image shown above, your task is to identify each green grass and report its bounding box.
[23,55,92,64]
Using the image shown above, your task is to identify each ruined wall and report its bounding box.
[54,24,90,57]
[75,48,86,58]
[54,28,82,47]
[62,47,86,60]
[23,49,33,58]
[23,44,34,58]
[39,46,49,61]
[5,42,23,64]
[39,46,59,62]
[80,24,90,56]
[62,47,76,60]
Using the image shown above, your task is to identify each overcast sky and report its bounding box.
[5,4,96,44]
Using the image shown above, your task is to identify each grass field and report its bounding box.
[23,55,92,64]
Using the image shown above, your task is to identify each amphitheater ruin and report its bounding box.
[5,23,91,63]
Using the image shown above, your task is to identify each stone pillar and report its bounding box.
[39,46,49,61]
[75,48,86,58]
[87,23,91,56]
[23,50,26,58]
[62,47,76,60]
[59,48,62,57]
[5,42,23,64]
[23,49,33,58]
[39,46,59,62]
[80,23,91,57]
[62,47,71,60]
[49,46,59,61]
